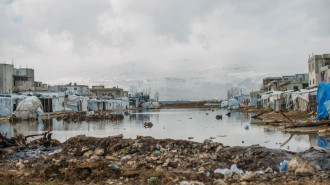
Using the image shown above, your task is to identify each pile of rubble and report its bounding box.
[0,134,329,184]
[40,111,124,122]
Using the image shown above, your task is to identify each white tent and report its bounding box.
[228,99,239,109]
[221,101,229,108]
[14,96,44,119]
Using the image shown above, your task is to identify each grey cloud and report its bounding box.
[1,0,329,100]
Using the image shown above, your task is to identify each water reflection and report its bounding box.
[0,108,329,152]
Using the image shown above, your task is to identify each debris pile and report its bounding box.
[0,135,329,184]
[40,111,124,122]
[144,122,153,128]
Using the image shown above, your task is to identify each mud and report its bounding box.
[0,135,329,184]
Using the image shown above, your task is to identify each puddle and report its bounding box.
[0,109,329,152]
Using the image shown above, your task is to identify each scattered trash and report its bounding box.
[206,171,210,177]
[108,164,119,169]
[226,112,231,116]
[214,164,244,174]
[242,141,244,143]
[206,113,209,115]
[296,120,302,123]
[244,125,249,130]
[279,161,288,173]
[317,136,328,149]
[188,137,194,140]
[209,137,216,139]
[254,170,265,174]
[180,181,190,185]
[216,115,222,120]
[149,177,161,185]
[144,122,153,128]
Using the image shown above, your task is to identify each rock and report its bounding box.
[241,172,256,181]
[287,155,303,172]
[16,161,24,170]
[83,150,93,157]
[214,179,226,185]
[287,155,316,176]
[265,167,273,173]
[23,160,29,164]
[81,146,89,153]
[105,155,119,161]
[94,148,104,156]
[210,154,217,160]
[151,157,158,161]
[162,162,169,167]
[198,167,205,172]
[149,177,161,185]
[127,161,136,166]
[295,162,316,176]
[155,166,164,173]
[180,181,190,185]
[232,158,240,164]
[90,155,100,161]
[216,145,223,152]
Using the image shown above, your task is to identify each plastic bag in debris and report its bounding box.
[279,160,288,173]
[316,82,330,120]
[214,164,244,174]
[317,136,328,149]
[36,107,44,117]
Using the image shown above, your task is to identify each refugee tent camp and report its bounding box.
[258,89,317,112]
[14,96,44,119]
[228,99,239,109]
[221,101,228,108]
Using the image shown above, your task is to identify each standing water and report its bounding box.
[0,108,328,152]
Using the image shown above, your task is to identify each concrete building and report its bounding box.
[90,85,125,99]
[261,77,282,91]
[0,63,47,94]
[0,64,14,94]
[308,53,330,88]
[49,83,89,96]
[261,74,308,92]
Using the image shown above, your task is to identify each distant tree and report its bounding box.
[154,91,159,101]
[227,87,241,99]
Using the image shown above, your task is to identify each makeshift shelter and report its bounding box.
[14,96,44,119]
[228,99,239,109]
[151,102,160,109]
[66,95,89,111]
[221,101,228,108]
[316,82,330,120]
[0,95,28,117]
[0,96,11,117]
[37,92,65,112]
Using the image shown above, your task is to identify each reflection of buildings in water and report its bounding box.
[128,111,151,124]
[152,109,160,123]
[309,134,318,147]
[263,127,277,134]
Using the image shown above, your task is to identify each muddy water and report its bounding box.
[0,108,328,152]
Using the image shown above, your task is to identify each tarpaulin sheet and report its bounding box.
[316,82,330,120]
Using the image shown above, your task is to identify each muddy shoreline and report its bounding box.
[0,134,329,185]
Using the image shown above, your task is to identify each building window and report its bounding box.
[313,79,315,84]
[310,80,311,85]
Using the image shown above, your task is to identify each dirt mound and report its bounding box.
[0,135,329,184]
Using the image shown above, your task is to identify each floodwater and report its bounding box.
[0,108,328,152]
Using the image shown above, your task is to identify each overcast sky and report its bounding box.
[1,0,330,100]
